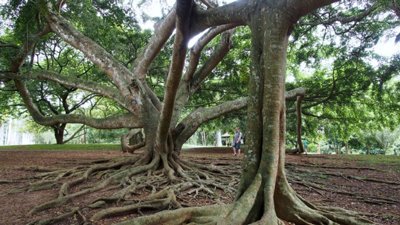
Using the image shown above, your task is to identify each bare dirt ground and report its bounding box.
[0,148,399,225]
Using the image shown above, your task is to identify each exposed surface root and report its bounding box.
[28,207,79,225]
[275,182,374,225]
[287,162,381,171]
[20,154,239,224]
[115,204,232,225]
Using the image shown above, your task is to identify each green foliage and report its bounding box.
[188,27,251,133]
[0,0,152,143]
[284,1,400,154]
[84,127,126,144]
[1,0,400,152]
[0,143,120,151]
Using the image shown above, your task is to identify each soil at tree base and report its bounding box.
[0,148,398,224]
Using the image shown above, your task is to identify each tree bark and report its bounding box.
[232,6,291,224]
[296,94,306,153]
[54,123,66,144]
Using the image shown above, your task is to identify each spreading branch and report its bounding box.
[175,97,247,147]
[132,7,176,81]
[14,81,142,128]
[30,71,126,108]
[45,12,143,112]
[190,29,234,92]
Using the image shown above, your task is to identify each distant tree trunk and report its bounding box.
[216,130,222,146]
[296,94,305,153]
[345,142,351,154]
[53,123,66,144]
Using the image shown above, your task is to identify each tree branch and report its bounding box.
[45,12,143,112]
[14,81,142,129]
[28,71,126,107]
[172,25,236,126]
[175,87,307,148]
[62,125,85,144]
[156,0,194,148]
[300,1,380,29]
[133,7,176,81]
[391,0,400,18]
[285,87,306,100]
[190,29,234,92]
[185,24,236,83]
[192,0,247,32]
[175,97,247,147]
[292,0,340,19]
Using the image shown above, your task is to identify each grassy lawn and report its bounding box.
[341,154,400,171]
[342,154,400,163]
[0,144,121,151]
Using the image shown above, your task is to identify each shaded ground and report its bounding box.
[0,147,399,224]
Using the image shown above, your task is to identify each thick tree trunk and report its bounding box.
[220,4,371,225]
[230,6,290,224]
[54,132,64,145]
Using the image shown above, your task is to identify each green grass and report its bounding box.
[341,154,400,164]
[0,144,121,151]
[341,154,400,172]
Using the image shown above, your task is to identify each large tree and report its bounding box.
[0,0,388,224]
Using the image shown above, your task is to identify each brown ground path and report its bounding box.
[0,148,399,225]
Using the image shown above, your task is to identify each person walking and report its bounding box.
[232,127,242,156]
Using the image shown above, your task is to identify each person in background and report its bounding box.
[232,127,242,156]
[302,138,308,154]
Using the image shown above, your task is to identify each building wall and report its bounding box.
[0,119,34,145]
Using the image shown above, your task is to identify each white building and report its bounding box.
[0,119,34,145]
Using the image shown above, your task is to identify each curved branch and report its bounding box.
[175,87,307,148]
[133,7,176,81]
[191,1,247,32]
[285,87,306,100]
[299,1,380,30]
[175,97,247,148]
[190,29,234,92]
[185,24,237,83]
[27,71,127,108]
[0,42,19,49]
[14,80,142,129]
[45,12,142,112]
[292,0,340,19]
[63,124,85,144]
[172,26,235,126]
[9,26,51,72]
[37,82,59,115]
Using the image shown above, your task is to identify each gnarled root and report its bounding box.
[91,188,181,221]
[23,152,239,224]
[115,204,233,225]
[275,175,374,225]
